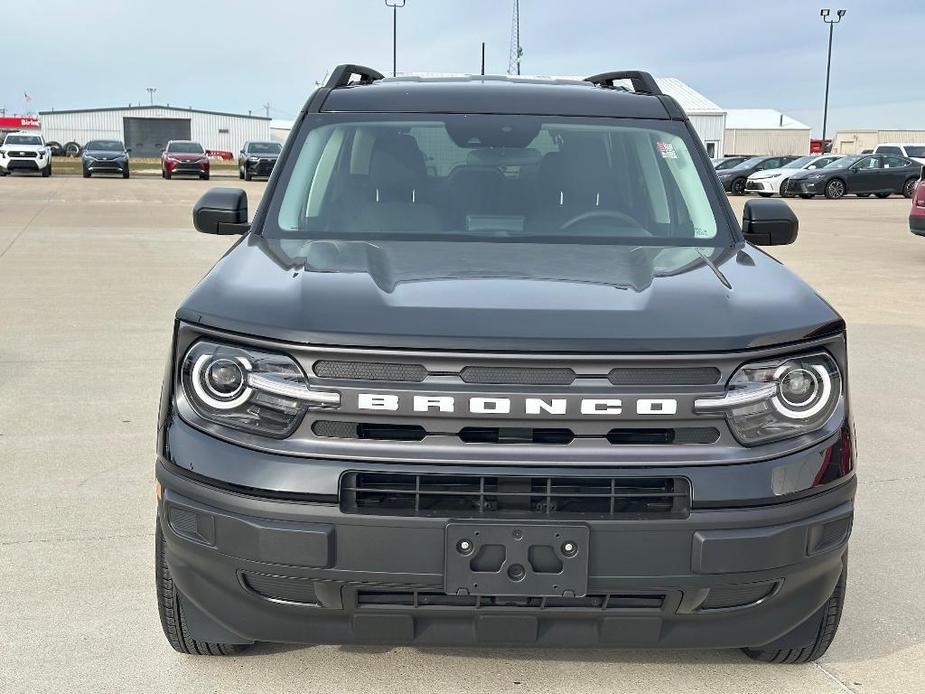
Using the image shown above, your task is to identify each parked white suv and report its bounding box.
[874,143,925,166]
[0,132,52,177]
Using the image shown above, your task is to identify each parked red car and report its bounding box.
[910,168,925,237]
[161,140,210,180]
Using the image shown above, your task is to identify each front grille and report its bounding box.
[608,367,720,386]
[340,472,691,519]
[461,366,576,385]
[12,151,38,158]
[314,360,427,382]
[744,180,765,191]
[356,590,665,610]
[314,420,719,446]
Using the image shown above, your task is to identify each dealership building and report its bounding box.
[37,105,271,157]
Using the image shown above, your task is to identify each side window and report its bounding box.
[854,156,879,170]
[883,156,909,169]
[755,158,776,170]
[876,146,902,155]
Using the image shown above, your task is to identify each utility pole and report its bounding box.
[263,102,271,118]
[384,0,406,77]
[481,42,486,76]
[819,8,846,146]
[146,87,157,105]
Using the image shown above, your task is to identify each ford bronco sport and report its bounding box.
[156,65,855,662]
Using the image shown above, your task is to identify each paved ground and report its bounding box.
[1,176,923,693]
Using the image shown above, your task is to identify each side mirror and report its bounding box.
[742,198,798,246]
[193,188,249,235]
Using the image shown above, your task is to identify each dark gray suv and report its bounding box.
[156,65,855,663]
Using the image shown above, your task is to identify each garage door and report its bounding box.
[123,117,191,157]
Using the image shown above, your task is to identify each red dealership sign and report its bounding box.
[0,117,40,129]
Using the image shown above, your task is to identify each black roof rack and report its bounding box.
[324,64,385,89]
[585,71,662,95]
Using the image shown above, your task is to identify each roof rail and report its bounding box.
[324,64,385,89]
[584,71,662,95]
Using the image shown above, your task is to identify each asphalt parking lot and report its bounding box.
[1,176,923,694]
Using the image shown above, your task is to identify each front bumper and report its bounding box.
[84,159,128,173]
[0,156,48,172]
[156,431,855,649]
[784,179,824,195]
[164,160,209,175]
[244,158,277,176]
[744,179,780,194]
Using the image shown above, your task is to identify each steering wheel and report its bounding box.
[560,209,646,234]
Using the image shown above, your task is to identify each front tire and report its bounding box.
[743,563,846,664]
[904,177,918,199]
[156,520,250,656]
[731,178,747,196]
[83,169,91,178]
[824,179,846,199]
[200,173,210,181]
[165,170,172,180]
[42,165,51,178]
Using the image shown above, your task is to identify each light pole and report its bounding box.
[146,87,157,105]
[385,0,406,77]
[819,8,846,147]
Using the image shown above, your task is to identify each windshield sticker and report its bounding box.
[656,142,678,159]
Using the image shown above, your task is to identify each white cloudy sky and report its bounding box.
[2,0,922,135]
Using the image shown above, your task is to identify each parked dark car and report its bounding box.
[910,170,925,236]
[238,141,282,180]
[715,156,800,195]
[784,154,920,199]
[81,139,130,178]
[712,155,751,171]
[155,65,855,664]
[161,140,210,180]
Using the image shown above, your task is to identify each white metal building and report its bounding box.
[724,109,811,156]
[832,129,925,154]
[38,105,271,157]
[654,78,726,159]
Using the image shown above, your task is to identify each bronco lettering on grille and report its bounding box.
[356,394,678,416]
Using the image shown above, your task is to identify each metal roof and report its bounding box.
[652,78,724,115]
[38,104,270,120]
[725,109,810,131]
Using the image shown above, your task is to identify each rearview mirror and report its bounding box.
[742,198,798,246]
[193,188,249,235]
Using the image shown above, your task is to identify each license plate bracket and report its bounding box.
[444,523,590,597]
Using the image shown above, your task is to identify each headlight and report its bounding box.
[197,157,209,163]
[84,154,96,161]
[180,340,339,437]
[694,352,841,445]
[247,156,259,162]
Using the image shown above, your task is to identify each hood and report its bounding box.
[166,152,206,161]
[85,149,126,158]
[177,238,843,352]
[3,143,44,152]
[247,152,279,159]
[786,168,833,181]
[749,167,795,179]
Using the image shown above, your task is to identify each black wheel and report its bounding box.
[824,178,846,199]
[83,169,91,178]
[904,177,918,199]
[238,165,244,180]
[46,141,63,157]
[42,165,51,178]
[731,177,747,196]
[743,564,846,664]
[799,194,814,199]
[64,141,81,158]
[156,520,250,656]
[856,193,871,198]
[244,170,252,182]
[123,169,130,179]
[0,169,7,177]
[875,192,891,199]
[201,173,210,180]
[165,170,172,180]
[758,192,773,198]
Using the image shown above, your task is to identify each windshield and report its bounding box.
[167,142,204,154]
[714,157,746,170]
[827,156,862,169]
[784,156,816,169]
[727,157,765,170]
[4,135,42,146]
[271,115,730,246]
[905,146,925,157]
[248,142,282,154]
[86,140,124,152]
